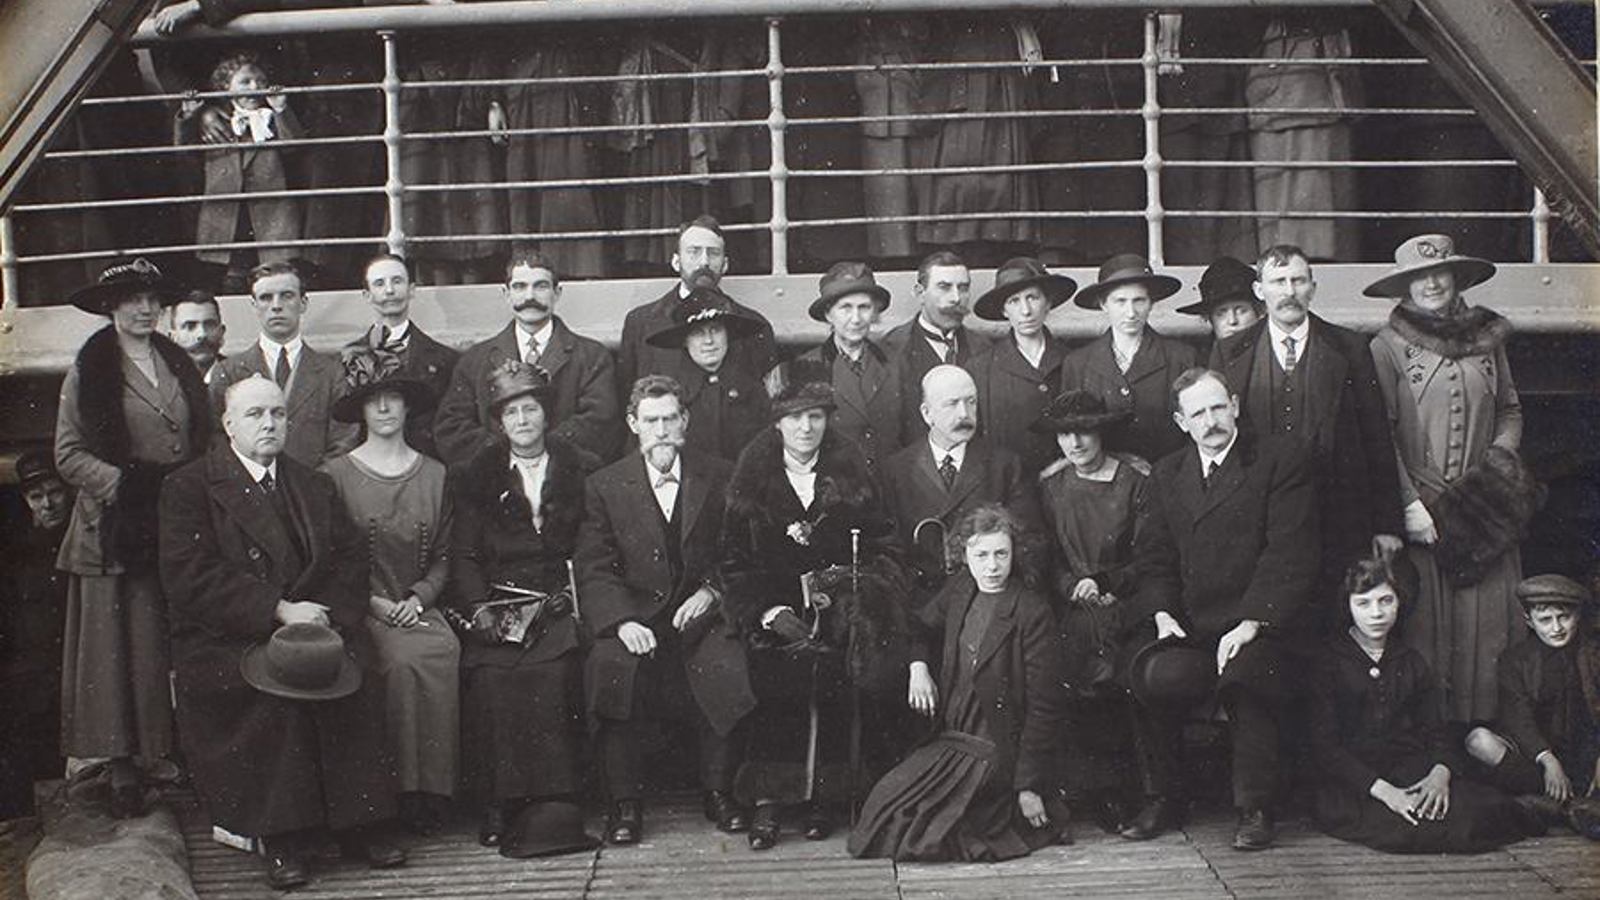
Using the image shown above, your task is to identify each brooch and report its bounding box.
[786,521,814,546]
[1368,666,1381,679]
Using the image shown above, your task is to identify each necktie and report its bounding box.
[921,327,955,363]
[654,471,678,488]
[939,454,958,490]
[259,472,275,494]
[377,325,406,355]
[525,339,542,368]
[1282,335,1299,374]
[1203,459,1219,489]
[273,347,291,389]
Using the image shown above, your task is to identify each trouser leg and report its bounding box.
[1226,689,1280,811]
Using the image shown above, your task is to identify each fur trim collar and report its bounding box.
[458,436,588,548]
[726,427,878,519]
[1388,304,1512,359]
[74,325,211,465]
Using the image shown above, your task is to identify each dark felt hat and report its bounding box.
[240,623,362,701]
[646,287,764,348]
[1516,573,1592,610]
[1176,257,1262,317]
[1073,253,1182,310]
[973,257,1078,321]
[484,359,551,416]
[1363,234,1497,299]
[809,261,892,322]
[1029,389,1134,435]
[330,344,437,424]
[767,358,836,421]
[1127,638,1217,708]
[69,257,186,315]
[14,451,62,491]
[499,801,600,859]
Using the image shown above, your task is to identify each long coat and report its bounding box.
[972,332,1069,477]
[575,451,754,736]
[617,287,778,400]
[677,363,769,464]
[185,105,302,267]
[348,322,459,460]
[1213,314,1404,601]
[1059,328,1199,465]
[794,338,909,472]
[158,446,395,836]
[433,318,620,467]
[210,342,358,471]
[880,316,994,443]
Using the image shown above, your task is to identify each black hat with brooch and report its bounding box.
[646,287,765,348]
[1072,253,1182,311]
[973,257,1078,321]
[1029,389,1133,435]
[1176,257,1262,318]
[68,257,186,316]
[329,344,437,424]
[484,358,552,416]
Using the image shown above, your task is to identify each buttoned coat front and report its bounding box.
[794,338,909,471]
[972,332,1069,477]
[209,341,357,470]
[187,106,303,267]
[1058,328,1199,465]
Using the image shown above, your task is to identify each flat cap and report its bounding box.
[1515,573,1592,609]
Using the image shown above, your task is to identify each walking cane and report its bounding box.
[565,559,582,624]
[801,570,822,805]
[848,528,863,825]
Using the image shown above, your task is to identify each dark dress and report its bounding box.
[0,519,68,817]
[1310,632,1532,854]
[848,578,1067,862]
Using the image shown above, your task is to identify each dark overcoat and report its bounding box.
[210,341,358,470]
[575,451,754,736]
[795,338,909,472]
[1058,328,1199,465]
[348,322,459,460]
[617,287,778,399]
[433,318,620,467]
[880,316,994,443]
[186,106,303,267]
[972,333,1069,477]
[678,363,769,465]
[158,445,395,836]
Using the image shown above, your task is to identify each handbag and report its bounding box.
[445,582,573,646]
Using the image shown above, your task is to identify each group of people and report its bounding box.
[18,210,1598,891]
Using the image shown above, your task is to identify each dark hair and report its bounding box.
[916,250,967,288]
[1169,366,1230,412]
[946,503,1043,588]
[249,260,304,293]
[171,289,220,316]
[504,252,561,289]
[1338,544,1415,631]
[677,215,726,243]
[627,375,685,419]
[362,252,412,286]
[1256,244,1311,273]
[210,51,268,94]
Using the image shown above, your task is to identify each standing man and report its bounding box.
[433,253,619,467]
[350,253,459,459]
[970,257,1077,476]
[576,376,756,846]
[210,261,357,469]
[163,289,227,383]
[1121,368,1318,851]
[1211,244,1402,630]
[881,250,992,440]
[791,262,907,471]
[617,216,777,393]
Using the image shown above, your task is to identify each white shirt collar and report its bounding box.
[783,450,819,475]
[929,437,969,469]
[258,334,304,368]
[231,446,277,484]
[1268,317,1310,355]
[515,319,554,362]
[645,453,682,483]
[1198,430,1241,471]
[381,320,412,343]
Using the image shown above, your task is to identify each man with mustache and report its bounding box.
[347,253,459,460]
[617,216,777,395]
[880,250,992,441]
[163,289,227,383]
[575,375,755,846]
[1209,244,1403,634]
[433,253,620,466]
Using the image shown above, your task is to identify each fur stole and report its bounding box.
[456,436,589,555]
[1388,304,1512,360]
[726,427,879,522]
[1427,445,1545,587]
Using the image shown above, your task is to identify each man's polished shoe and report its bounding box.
[704,790,748,833]
[340,832,408,869]
[262,841,311,891]
[1119,795,1178,841]
[478,806,506,848]
[1232,808,1275,851]
[747,804,780,851]
[801,805,832,841]
[607,800,643,845]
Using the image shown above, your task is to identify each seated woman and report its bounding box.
[849,504,1070,862]
[1310,548,1539,853]
[321,346,460,836]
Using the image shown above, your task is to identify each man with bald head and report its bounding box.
[880,364,1038,602]
[161,376,403,890]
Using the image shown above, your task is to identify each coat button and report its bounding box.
[248,547,261,560]
[171,444,183,454]
[1451,405,1462,413]
[1449,438,1462,448]
[652,549,662,561]
[168,421,179,432]
[1038,383,1049,393]
[653,590,665,603]
[1450,388,1462,397]
[1451,422,1463,432]
[1119,387,1131,396]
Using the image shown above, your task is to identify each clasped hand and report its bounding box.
[276,599,329,627]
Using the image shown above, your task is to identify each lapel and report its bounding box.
[1085,332,1123,383]
[206,449,298,574]
[1123,328,1169,386]
[830,342,889,418]
[912,442,947,501]
[1247,333,1276,435]
[120,356,180,426]
[677,453,713,547]
[972,587,1019,673]
[993,335,1044,386]
[1303,317,1348,441]
[622,456,671,550]
[1220,322,1263,401]
[940,581,975,681]
[286,343,328,419]
[1169,449,1206,530]
[944,441,988,512]
[1193,436,1251,523]
[542,317,576,380]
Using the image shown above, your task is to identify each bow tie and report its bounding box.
[230,107,275,143]
[919,325,957,346]
[654,470,678,488]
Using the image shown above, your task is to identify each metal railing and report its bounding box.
[0,3,1586,310]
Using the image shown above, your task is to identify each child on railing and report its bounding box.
[177,51,303,294]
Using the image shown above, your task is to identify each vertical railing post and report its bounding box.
[0,214,17,313]
[1531,186,1551,263]
[380,31,406,257]
[766,17,789,276]
[1140,12,1166,266]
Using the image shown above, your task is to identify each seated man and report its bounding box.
[160,376,403,891]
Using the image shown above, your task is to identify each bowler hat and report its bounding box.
[1127,638,1217,708]
[1029,389,1133,435]
[1176,257,1262,317]
[1363,234,1496,299]
[499,801,600,859]
[1516,573,1592,610]
[69,257,186,316]
[646,287,764,348]
[1073,253,1182,310]
[330,344,437,424]
[809,261,892,322]
[240,623,362,701]
[973,257,1078,321]
[14,450,62,491]
[484,359,551,416]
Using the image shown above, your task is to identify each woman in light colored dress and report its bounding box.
[321,345,460,835]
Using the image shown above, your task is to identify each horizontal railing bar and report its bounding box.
[786,208,1533,228]
[42,134,384,161]
[1166,209,1532,219]
[12,184,383,213]
[404,120,771,141]
[13,236,380,265]
[79,82,379,107]
[402,170,765,192]
[404,222,771,244]
[399,69,767,91]
[783,57,1437,77]
[1169,158,1521,169]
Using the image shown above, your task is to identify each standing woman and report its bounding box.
[56,258,211,816]
[321,346,460,836]
[1366,235,1532,723]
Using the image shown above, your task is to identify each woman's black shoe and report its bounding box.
[607,800,642,845]
[748,804,780,851]
[478,806,506,848]
[801,805,832,841]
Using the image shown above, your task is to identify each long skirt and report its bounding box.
[735,648,854,806]
[1313,756,1531,854]
[1403,545,1524,723]
[60,572,172,761]
[366,607,460,797]
[461,652,583,805]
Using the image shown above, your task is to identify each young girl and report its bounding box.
[848,504,1069,862]
[1309,548,1537,853]
[180,52,302,292]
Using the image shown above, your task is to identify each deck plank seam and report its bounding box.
[1181,825,1243,900]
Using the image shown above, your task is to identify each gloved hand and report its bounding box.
[766,608,811,644]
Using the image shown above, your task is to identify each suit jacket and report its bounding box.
[1059,328,1199,465]
[881,316,994,442]
[1212,314,1403,587]
[433,317,619,467]
[972,332,1069,477]
[349,322,459,459]
[617,286,778,395]
[210,341,358,470]
[183,105,303,266]
[795,337,909,472]
[575,451,754,734]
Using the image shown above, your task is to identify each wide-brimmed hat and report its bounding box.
[499,801,600,859]
[1029,389,1134,435]
[240,623,362,701]
[69,257,186,315]
[15,450,62,491]
[1176,257,1262,317]
[646,287,765,348]
[1363,234,1497,299]
[1127,638,1217,708]
[973,257,1078,321]
[330,344,437,424]
[1073,253,1182,310]
[485,359,551,416]
[1516,573,1592,610]
[809,261,892,322]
